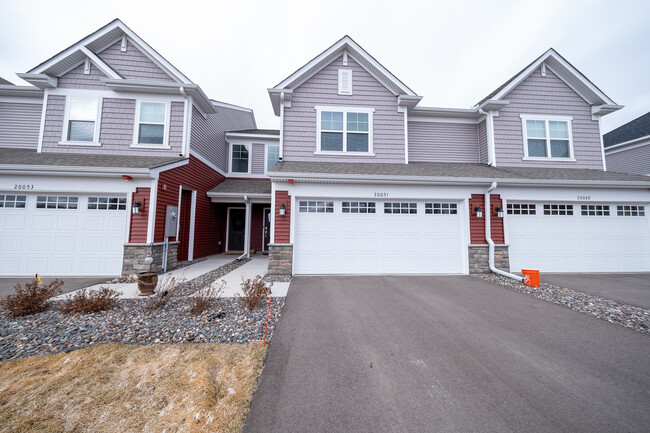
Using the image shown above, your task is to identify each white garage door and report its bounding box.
[294,199,465,274]
[0,194,127,276]
[508,202,650,273]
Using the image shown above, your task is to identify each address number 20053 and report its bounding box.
[14,184,34,190]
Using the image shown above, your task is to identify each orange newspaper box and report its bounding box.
[522,269,540,287]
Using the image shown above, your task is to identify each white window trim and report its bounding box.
[520,114,575,161]
[60,96,102,146]
[131,100,171,149]
[265,144,280,175]
[229,143,252,175]
[315,106,375,155]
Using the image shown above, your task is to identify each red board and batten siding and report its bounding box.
[274,190,291,243]
[129,187,150,243]
[154,155,225,258]
[469,194,505,244]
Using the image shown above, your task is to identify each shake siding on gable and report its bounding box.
[98,40,176,82]
[252,143,265,174]
[478,120,488,164]
[607,145,650,175]
[58,62,108,90]
[408,121,479,163]
[189,106,256,171]
[493,67,603,169]
[283,55,405,163]
[0,101,42,149]
[42,95,65,146]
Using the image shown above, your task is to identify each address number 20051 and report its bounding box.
[374,192,389,198]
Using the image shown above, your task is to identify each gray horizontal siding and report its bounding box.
[58,62,108,90]
[493,67,603,169]
[283,54,404,163]
[252,143,265,174]
[606,145,650,175]
[408,121,479,163]
[189,105,255,171]
[478,120,488,164]
[0,101,42,149]
[41,97,184,157]
[99,40,176,82]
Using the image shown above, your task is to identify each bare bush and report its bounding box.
[0,280,63,317]
[239,275,272,310]
[58,287,120,314]
[145,274,185,310]
[189,280,225,315]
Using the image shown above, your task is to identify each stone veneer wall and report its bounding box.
[268,243,293,276]
[468,245,510,274]
[122,242,179,275]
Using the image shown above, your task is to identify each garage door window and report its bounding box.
[424,202,457,215]
[543,204,573,215]
[0,195,27,208]
[36,196,79,210]
[617,205,645,216]
[581,205,610,216]
[299,201,334,213]
[507,203,536,215]
[88,197,127,210]
[342,202,376,213]
[384,202,417,214]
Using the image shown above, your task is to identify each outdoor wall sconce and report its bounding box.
[279,203,286,216]
[495,206,504,218]
[474,206,483,218]
[132,201,142,215]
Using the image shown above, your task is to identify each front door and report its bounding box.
[263,208,271,251]
[227,208,246,251]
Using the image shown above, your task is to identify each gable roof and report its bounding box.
[476,48,621,115]
[268,35,420,115]
[603,111,650,148]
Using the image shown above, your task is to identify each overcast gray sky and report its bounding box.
[1,0,648,133]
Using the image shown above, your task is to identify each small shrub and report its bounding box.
[190,280,225,315]
[58,287,120,314]
[0,280,63,317]
[239,275,272,311]
[145,275,185,310]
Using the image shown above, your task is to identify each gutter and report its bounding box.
[484,182,523,282]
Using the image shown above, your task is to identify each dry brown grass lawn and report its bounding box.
[0,343,266,433]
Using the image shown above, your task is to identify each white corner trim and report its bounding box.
[403,109,409,164]
[188,189,197,261]
[146,178,158,244]
[598,117,607,171]
[37,90,48,153]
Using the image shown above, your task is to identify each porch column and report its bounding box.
[244,196,251,258]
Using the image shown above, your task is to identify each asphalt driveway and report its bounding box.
[244,275,650,433]
[541,273,650,309]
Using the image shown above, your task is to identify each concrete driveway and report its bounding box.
[244,276,650,433]
[541,273,650,309]
[0,277,107,298]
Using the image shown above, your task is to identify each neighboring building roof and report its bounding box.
[603,112,650,148]
[269,161,650,185]
[0,77,13,85]
[476,48,620,114]
[228,129,279,136]
[207,179,271,195]
[0,148,185,169]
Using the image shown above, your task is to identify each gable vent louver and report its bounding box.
[338,69,352,95]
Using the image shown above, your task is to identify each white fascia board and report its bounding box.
[15,73,58,89]
[0,164,151,177]
[272,36,417,96]
[211,100,254,113]
[79,46,121,79]
[268,172,650,188]
[592,104,624,117]
[604,135,650,154]
[0,85,44,99]
[478,100,510,112]
[225,132,279,141]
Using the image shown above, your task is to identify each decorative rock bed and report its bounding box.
[0,258,285,361]
[475,273,650,335]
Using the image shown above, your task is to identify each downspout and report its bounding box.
[485,182,523,282]
[279,93,284,161]
[238,194,251,260]
[179,87,190,158]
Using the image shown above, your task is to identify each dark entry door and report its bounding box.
[263,208,271,251]
[177,189,192,261]
[228,208,246,251]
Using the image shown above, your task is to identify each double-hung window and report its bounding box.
[267,145,280,172]
[134,101,168,146]
[521,115,574,160]
[230,144,250,173]
[63,97,100,144]
[316,106,374,154]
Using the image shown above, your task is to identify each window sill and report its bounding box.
[58,141,102,147]
[314,151,375,157]
[130,144,171,150]
[522,157,576,162]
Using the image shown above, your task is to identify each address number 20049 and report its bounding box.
[577,195,591,201]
